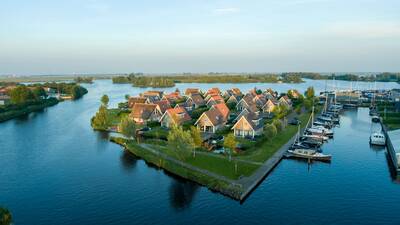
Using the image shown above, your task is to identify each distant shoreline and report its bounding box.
[1,72,399,84]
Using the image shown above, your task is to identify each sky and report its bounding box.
[0,0,399,75]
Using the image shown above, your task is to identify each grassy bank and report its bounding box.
[110,137,244,199]
[148,143,259,180]
[0,98,59,122]
[378,103,400,130]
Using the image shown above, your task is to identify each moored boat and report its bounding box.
[287,149,332,161]
[370,132,386,146]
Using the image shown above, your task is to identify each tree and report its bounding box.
[101,94,109,107]
[305,86,315,99]
[92,105,109,129]
[272,119,283,132]
[125,94,130,100]
[190,126,202,148]
[9,86,35,104]
[119,117,136,139]
[304,99,313,111]
[264,124,277,140]
[226,102,236,111]
[32,87,47,100]
[168,125,195,161]
[0,207,12,225]
[223,133,237,161]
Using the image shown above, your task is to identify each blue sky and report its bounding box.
[0,0,399,75]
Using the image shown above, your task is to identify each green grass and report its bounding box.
[107,108,129,125]
[237,111,311,163]
[153,144,259,180]
[110,137,243,199]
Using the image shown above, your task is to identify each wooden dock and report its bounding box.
[236,131,300,201]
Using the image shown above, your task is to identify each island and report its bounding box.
[91,86,317,200]
[0,82,88,122]
[112,73,304,87]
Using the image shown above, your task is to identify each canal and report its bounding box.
[0,80,399,225]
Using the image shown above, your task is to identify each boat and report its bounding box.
[313,120,333,129]
[371,115,380,123]
[343,103,358,109]
[302,134,329,142]
[307,126,334,137]
[287,149,332,161]
[289,141,321,151]
[370,132,386,146]
[317,115,339,124]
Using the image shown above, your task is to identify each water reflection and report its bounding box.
[169,179,199,211]
[370,145,386,152]
[385,153,400,183]
[96,131,110,141]
[120,150,138,172]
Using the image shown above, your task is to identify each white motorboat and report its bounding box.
[310,125,334,136]
[370,132,386,146]
[302,134,329,142]
[287,149,332,161]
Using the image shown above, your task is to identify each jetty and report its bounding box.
[382,125,400,173]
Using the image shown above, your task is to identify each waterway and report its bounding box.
[1,79,400,225]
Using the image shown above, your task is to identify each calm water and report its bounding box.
[1,79,400,225]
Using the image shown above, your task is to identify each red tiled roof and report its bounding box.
[164,107,192,124]
[128,97,147,108]
[130,103,158,120]
[153,100,171,113]
[212,103,230,120]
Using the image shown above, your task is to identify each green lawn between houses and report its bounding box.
[142,143,259,180]
[237,111,311,163]
[107,108,130,126]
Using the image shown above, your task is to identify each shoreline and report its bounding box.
[109,125,302,201]
[0,98,59,123]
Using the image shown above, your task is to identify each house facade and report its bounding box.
[232,112,263,138]
[160,107,192,128]
[129,103,163,124]
[195,108,226,133]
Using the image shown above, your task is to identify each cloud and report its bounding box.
[213,7,240,14]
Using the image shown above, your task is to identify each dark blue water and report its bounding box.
[1,80,400,225]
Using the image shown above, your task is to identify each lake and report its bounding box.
[1,79,400,225]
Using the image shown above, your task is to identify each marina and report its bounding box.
[1,80,400,225]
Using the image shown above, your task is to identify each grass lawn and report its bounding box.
[237,111,311,163]
[107,108,129,126]
[150,144,259,180]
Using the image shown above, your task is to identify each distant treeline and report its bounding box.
[0,98,59,122]
[298,72,400,82]
[74,76,93,83]
[112,73,304,87]
[30,82,88,99]
[0,82,88,122]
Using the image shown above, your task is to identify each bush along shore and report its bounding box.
[0,98,59,122]
[90,86,317,200]
[0,82,88,122]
